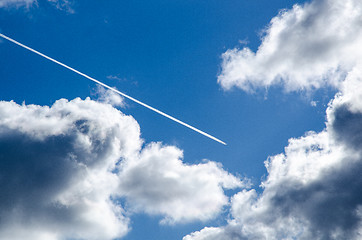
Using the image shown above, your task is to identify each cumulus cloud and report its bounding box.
[218,0,362,92]
[118,143,244,224]
[0,97,243,239]
[185,0,362,239]
[0,98,138,240]
[184,88,362,239]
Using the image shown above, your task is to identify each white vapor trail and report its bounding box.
[0,33,226,145]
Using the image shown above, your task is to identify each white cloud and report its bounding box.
[0,97,243,239]
[0,98,138,240]
[218,0,362,92]
[94,86,125,108]
[185,0,362,239]
[184,91,362,239]
[118,143,244,224]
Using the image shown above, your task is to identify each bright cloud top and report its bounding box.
[0,96,244,240]
[218,0,362,92]
[119,143,243,224]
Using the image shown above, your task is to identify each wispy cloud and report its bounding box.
[94,85,126,108]
[0,0,74,12]
[107,75,125,82]
[47,0,73,13]
[107,75,138,87]
[0,0,35,8]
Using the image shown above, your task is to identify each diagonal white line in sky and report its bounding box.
[0,33,227,145]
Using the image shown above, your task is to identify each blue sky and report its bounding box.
[1,0,362,239]
[0,0,326,176]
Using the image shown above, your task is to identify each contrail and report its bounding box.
[0,33,226,145]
